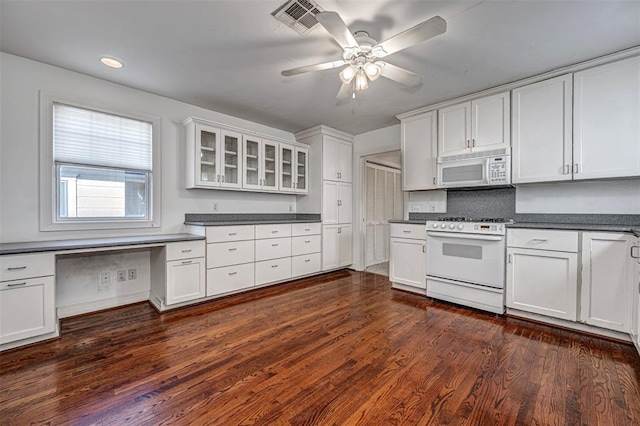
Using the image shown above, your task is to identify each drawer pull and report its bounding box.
[271,230,278,233]
[181,260,192,265]
[7,266,27,271]
[228,272,237,276]
[532,239,548,242]
[228,248,237,251]
[631,246,640,259]
[272,244,278,247]
[228,232,237,236]
[305,240,311,243]
[7,282,27,287]
[403,230,411,234]
[271,264,278,268]
[181,249,192,253]
[305,259,311,263]
[305,228,311,231]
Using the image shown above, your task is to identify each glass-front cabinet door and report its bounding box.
[195,124,220,186]
[295,147,308,193]
[262,140,279,191]
[243,136,261,191]
[279,144,295,192]
[221,130,242,188]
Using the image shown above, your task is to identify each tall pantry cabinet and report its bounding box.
[295,125,354,271]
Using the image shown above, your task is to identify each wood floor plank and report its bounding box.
[1,270,639,425]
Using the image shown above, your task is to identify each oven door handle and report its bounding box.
[427,231,503,241]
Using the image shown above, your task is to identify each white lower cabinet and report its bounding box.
[0,276,55,345]
[207,263,255,296]
[632,236,640,353]
[292,253,321,277]
[580,232,634,333]
[255,257,292,286]
[506,229,579,321]
[322,224,352,271]
[389,223,426,294]
[166,258,206,305]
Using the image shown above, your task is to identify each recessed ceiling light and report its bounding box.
[100,56,124,69]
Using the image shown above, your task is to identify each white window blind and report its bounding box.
[53,103,153,171]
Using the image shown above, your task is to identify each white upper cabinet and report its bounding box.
[279,144,309,194]
[438,92,510,157]
[322,136,352,182]
[219,130,242,188]
[512,75,573,183]
[401,111,438,190]
[574,56,640,180]
[243,136,279,192]
[187,122,221,188]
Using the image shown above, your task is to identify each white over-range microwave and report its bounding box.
[437,150,511,189]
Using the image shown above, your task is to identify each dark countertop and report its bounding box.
[508,222,640,236]
[0,234,205,256]
[388,220,427,225]
[185,219,321,226]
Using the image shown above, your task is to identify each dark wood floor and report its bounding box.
[2,270,640,425]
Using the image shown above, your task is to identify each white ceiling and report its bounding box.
[1,1,639,135]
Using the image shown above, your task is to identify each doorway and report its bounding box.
[363,151,403,276]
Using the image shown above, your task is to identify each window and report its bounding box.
[40,93,161,231]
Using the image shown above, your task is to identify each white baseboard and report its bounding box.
[391,282,426,295]
[57,290,150,318]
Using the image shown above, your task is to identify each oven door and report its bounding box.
[438,158,489,188]
[426,231,505,288]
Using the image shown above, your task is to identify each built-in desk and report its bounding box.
[0,234,205,351]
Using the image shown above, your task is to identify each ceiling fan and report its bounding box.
[281,11,447,103]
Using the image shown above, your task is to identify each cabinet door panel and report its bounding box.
[472,92,510,152]
[279,145,295,192]
[322,181,339,225]
[574,57,640,180]
[262,141,279,191]
[438,102,470,156]
[194,124,221,187]
[512,75,573,183]
[220,131,242,188]
[243,136,262,190]
[166,259,205,305]
[338,225,353,267]
[207,263,254,296]
[389,238,425,289]
[338,183,352,224]
[322,226,339,270]
[295,147,309,193]
[255,257,292,286]
[581,233,633,332]
[401,112,437,190]
[338,141,352,182]
[0,276,55,344]
[506,248,577,320]
[322,137,339,180]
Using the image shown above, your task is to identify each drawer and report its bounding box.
[255,223,292,239]
[255,237,292,261]
[507,229,579,252]
[255,257,292,286]
[292,253,321,278]
[390,223,425,240]
[292,235,321,256]
[207,240,254,268]
[205,225,254,243]
[165,240,206,261]
[292,222,321,236]
[0,253,55,282]
[206,263,255,297]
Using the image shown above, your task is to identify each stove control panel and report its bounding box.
[427,221,507,235]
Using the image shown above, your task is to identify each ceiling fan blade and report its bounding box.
[378,62,422,86]
[336,83,352,105]
[282,59,347,76]
[316,11,359,51]
[373,16,446,58]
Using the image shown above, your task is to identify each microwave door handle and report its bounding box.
[427,231,504,241]
[483,158,491,184]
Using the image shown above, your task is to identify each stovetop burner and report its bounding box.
[437,217,513,223]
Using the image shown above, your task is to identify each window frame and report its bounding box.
[39,92,162,231]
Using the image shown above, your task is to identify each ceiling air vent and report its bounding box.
[272,0,324,35]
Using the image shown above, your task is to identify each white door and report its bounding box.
[573,56,640,180]
[322,181,338,225]
[389,238,426,289]
[471,92,510,152]
[322,136,339,180]
[338,225,353,267]
[337,141,353,182]
[438,102,471,156]
[166,258,205,305]
[580,232,633,332]
[195,123,221,187]
[338,183,352,224]
[279,144,295,192]
[401,111,438,190]
[506,247,578,321]
[220,130,242,188]
[262,140,279,191]
[243,135,262,191]
[322,225,339,270]
[512,75,573,183]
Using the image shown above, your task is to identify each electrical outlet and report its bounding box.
[411,205,421,212]
[128,268,137,280]
[289,204,293,212]
[212,202,218,212]
[101,271,110,285]
[117,270,127,282]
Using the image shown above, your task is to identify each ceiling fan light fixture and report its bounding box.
[354,69,369,91]
[371,45,387,58]
[339,65,356,84]
[363,62,381,81]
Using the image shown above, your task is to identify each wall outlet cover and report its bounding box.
[128,268,137,280]
[117,270,127,282]
[101,271,110,284]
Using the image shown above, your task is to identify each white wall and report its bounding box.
[352,124,401,271]
[0,53,297,244]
